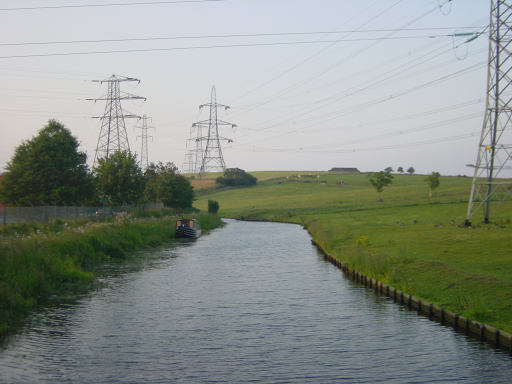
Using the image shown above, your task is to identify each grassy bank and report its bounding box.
[0,212,222,338]
[195,172,512,333]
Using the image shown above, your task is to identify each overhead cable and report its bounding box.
[0,0,225,12]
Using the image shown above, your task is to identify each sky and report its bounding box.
[0,0,499,176]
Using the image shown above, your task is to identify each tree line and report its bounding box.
[0,120,193,209]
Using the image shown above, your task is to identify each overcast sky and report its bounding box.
[0,0,497,175]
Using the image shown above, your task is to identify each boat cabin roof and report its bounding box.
[176,219,197,228]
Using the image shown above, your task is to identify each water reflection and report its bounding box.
[1,219,511,383]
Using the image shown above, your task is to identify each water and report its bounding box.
[1,219,511,383]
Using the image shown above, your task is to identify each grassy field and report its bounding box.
[195,171,512,333]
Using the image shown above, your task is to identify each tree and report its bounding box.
[94,151,145,206]
[397,166,404,174]
[368,171,394,201]
[384,166,394,174]
[144,162,194,209]
[0,119,95,206]
[425,171,441,198]
[216,168,257,187]
[407,166,415,175]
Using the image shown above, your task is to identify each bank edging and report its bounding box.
[310,239,512,353]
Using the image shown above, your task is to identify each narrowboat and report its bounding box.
[175,218,201,239]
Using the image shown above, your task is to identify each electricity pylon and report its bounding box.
[191,86,236,178]
[465,0,512,226]
[183,120,203,174]
[88,75,146,167]
[136,115,154,171]
[182,151,196,174]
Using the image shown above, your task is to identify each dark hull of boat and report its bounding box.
[175,227,201,239]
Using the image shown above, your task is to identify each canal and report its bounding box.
[1,219,511,383]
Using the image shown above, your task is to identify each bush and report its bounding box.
[216,168,257,187]
[208,200,219,214]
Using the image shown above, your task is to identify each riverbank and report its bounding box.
[195,171,512,334]
[0,212,222,339]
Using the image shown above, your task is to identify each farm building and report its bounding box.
[329,168,360,173]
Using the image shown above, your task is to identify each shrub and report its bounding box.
[208,200,220,214]
[216,168,257,187]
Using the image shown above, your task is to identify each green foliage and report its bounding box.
[197,213,223,232]
[130,207,176,219]
[425,171,441,198]
[384,166,394,174]
[0,120,95,206]
[368,171,394,201]
[216,168,257,187]
[397,166,404,173]
[407,166,415,175]
[208,199,219,214]
[94,151,145,206]
[144,162,194,209]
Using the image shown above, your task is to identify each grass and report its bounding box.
[195,171,512,333]
[0,211,223,339]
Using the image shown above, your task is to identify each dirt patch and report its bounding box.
[190,179,216,190]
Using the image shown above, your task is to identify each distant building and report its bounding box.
[329,168,360,173]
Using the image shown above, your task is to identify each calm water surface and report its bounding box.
[1,219,511,383]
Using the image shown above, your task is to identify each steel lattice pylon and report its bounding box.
[89,75,146,167]
[136,115,154,171]
[183,118,203,174]
[182,151,196,174]
[191,86,236,178]
[465,0,512,226]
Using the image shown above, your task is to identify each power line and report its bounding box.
[0,35,468,60]
[230,19,486,121]
[229,0,405,102]
[230,2,451,115]
[0,27,484,47]
[257,112,482,153]
[233,40,484,139]
[236,132,480,155]
[233,35,459,113]
[239,98,483,139]
[283,32,486,106]
[0,0,224,12]
[233,61,486,146]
